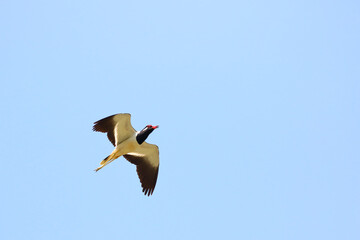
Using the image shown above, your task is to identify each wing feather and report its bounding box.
[123,143,159,196]
[93,113,136,146]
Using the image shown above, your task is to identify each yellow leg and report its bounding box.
[94,151,119,172]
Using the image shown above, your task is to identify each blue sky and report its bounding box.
[1,0,359,239]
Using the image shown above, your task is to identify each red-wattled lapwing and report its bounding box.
[93,113,159,196]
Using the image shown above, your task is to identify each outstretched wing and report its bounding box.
[93,113,136,146]
[123,143,160,196]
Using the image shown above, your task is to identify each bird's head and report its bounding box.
[136,125,159,144]
[146,125,159,130]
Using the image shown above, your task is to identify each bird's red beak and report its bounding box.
[153,125,159,129]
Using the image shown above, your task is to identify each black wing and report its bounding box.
[123,154,159,196]
[93,113,135,146]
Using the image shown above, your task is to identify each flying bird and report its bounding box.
[93,113,159,196]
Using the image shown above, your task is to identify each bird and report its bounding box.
[93,113,160,196]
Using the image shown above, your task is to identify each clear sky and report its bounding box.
[1,1,359,239]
